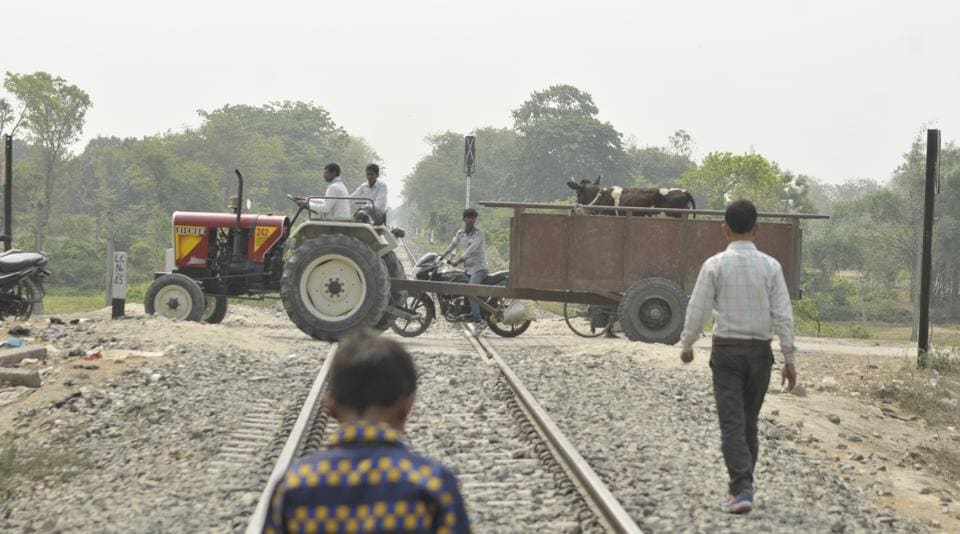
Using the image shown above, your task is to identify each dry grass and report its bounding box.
[871,350,960,483]
[920,445,960,485]
[0,432,90,501]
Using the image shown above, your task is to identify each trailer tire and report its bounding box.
[281,234,389,341]
[202,296,228,324]
[619,277,687,344]
[374,251,406,331]
[144,274,205,322]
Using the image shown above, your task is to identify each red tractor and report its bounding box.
[144,171,406,341]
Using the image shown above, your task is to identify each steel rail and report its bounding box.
[479,200,830,219]
[465,331,642,533]
[246,345,337,534]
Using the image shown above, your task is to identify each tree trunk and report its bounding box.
[34,156,55,252]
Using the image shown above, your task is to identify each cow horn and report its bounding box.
[595,175,602,186]
[566,180,581,190]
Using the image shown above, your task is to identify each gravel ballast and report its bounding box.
[498,344,927,532]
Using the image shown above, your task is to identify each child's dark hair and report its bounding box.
[365,163,380,175]
[329,330,417,413]
[324,162,341,176]
[724,199,758,234]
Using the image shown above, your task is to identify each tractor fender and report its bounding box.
[290,221,396,257]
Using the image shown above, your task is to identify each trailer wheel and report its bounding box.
[563,303,614,338]
[144,274,205,322]
[281,234,389,341]
[375,251,406,331]
[389,293,435,338]
[202,296,228,324]
[619,277,687,344]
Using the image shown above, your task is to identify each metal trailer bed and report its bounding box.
[391,202,827,343]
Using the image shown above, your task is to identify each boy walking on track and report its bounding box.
[679,199,798,515]
[264,331,470,533]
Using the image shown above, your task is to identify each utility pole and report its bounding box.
[2,134,12,251]
[917,129,940,367]
[464,135,476,208]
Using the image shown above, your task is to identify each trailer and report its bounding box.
[391,202,827,344]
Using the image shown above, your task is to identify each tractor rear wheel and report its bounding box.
[281,234,389,341]
[374,251,406,331]
[144,274,205,322]
[618,277,687,344]
[202,295,228,324]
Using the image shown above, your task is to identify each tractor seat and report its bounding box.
[0,252,47,273]
[484,271,510,286]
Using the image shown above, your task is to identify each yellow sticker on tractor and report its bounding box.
[174,226,206,261]
[254,226,278,253]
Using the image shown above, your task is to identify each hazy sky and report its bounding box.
[6,0,960,205]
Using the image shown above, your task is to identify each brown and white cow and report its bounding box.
[566,177,696,217]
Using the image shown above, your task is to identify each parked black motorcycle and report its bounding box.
[0,250,49,320]
[390,252,531,338]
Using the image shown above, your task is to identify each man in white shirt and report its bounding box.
[679,199,797,515]
[350,163,388,224]
[293,163,351,220]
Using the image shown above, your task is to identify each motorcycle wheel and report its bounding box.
[390,293,435,338]
[13,278,41,321]
[485,286,531,338]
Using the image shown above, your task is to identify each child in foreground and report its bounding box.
[264,331,470,533]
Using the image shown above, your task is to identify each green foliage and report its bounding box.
[3,92,378,292]
[512,85,629,201]
[4,71,92,251]
[678,152,786,210]
[626,144,695,187]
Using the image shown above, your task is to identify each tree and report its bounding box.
[4,72,91,251]
[512,85,628,201]
[678,152,785,210]
[667,129,694,159]
[626,145,695,187]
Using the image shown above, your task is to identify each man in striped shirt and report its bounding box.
[679,199,797,515]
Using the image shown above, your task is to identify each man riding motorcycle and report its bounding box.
[441,208,487,336]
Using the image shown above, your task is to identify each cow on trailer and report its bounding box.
[566,177,696,217]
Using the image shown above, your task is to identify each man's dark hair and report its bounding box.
[324,163,341,176]
[463,208,478,219]
[725,199,758,234]
[365,163,380,175]
[329,330,417,413]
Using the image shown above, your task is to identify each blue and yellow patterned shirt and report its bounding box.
[264,422,470,534]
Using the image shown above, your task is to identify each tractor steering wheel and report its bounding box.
[287,194,316,226]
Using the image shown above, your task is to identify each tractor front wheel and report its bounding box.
[281,234,389,341]
[144,274,205,322]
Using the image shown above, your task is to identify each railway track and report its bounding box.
[245,240,639,533]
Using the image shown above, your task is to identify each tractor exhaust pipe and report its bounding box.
[234,169,244,225]
[231,170,246,269]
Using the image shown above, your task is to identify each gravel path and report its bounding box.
[0,307,323,533]
[384,330,596,532]
[498,344,928,533]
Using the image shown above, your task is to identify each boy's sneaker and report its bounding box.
[720,491,753,514]
[472,321,485,337]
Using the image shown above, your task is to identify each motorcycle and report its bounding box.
[0,250,50,320]
[389,252,532,338]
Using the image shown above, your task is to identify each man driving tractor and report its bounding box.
[292,163,350,219]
